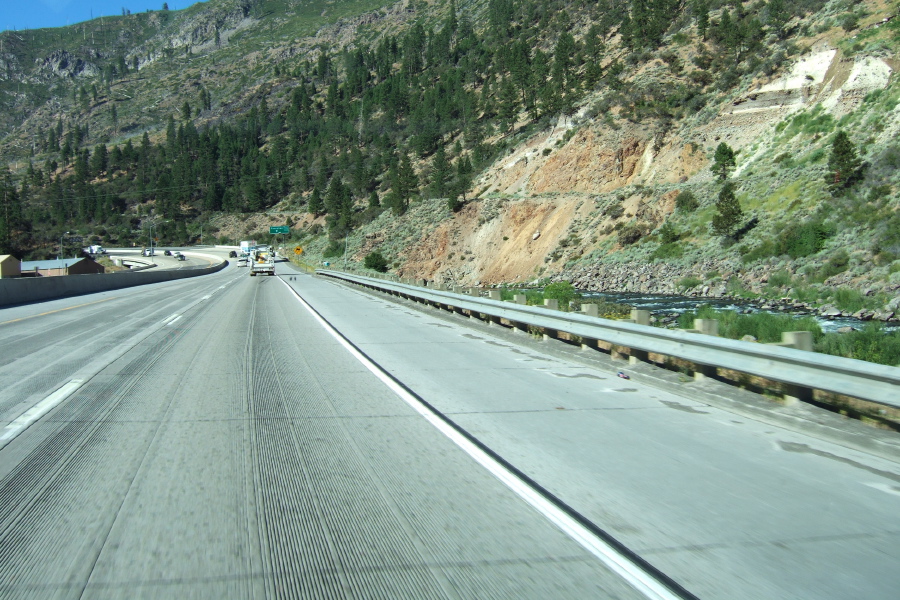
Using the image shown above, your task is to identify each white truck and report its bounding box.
[249,245,275,276]
[239,240,257,256]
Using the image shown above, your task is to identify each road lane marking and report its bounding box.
[0,298,116,326]
[161,313,181,325]
[279,279,695,600]
[0,380,84,448]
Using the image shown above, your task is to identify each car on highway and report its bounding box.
[172,251,186,261]
[229,250,237,258]
[164,250,172,256]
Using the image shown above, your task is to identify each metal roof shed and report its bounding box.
[0,255,21,278]
[20,257,105,277]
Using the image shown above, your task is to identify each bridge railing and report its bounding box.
[317,270,900,410]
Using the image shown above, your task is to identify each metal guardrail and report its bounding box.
[317,270,900,409]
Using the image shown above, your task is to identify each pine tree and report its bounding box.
[826,130,863,195]
[0,169,22,253]
[498,77,519,131]
[711,182,743,237]
[766,0,789,38]
[695,0,709,39]
[429,146,451,198]
[711,142,736,181]
[308,187,323,215]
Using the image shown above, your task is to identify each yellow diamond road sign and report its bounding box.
[294,246,304,255]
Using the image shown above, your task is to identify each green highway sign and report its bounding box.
[269,226,290,234]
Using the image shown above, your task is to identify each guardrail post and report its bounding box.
[782,382,813,405]
[782,331,813,352]
[694,364,717,381]
[627,309,651,364]
[469,287,480,297]
[694,318,719,336]
[509,294,528,333]
[486,290,503,325]
[580,304,600,350]
[542,299,559,340]
[630,309,650,325]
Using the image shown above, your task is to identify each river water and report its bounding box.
[580,291,897,333]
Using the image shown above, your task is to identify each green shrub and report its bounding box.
[658,222,680,244]
[364,251,389,272]
[726,277,754,297]
[543,281,579,309]
[831,287,864,312]
[617,223,644,246]
[816,323,900,366]
[777,220,834,258]
[675,190,699,212]
[677,276,702,291]
[767,269,792,288]
[677,306,822,343]
[651,242,684,261]
[323,241,343,258]
[741,238,778,263]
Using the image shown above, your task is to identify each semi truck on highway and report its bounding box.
[249,245,275,276]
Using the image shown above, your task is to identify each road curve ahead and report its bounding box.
[0,262,650,599]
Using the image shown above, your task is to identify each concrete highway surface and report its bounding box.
[0,256,898,599]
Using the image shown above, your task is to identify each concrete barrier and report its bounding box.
[0,261,228,307]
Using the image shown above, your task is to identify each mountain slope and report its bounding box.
[1,0,898,316]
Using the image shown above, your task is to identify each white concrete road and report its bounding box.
[0,257,897,599]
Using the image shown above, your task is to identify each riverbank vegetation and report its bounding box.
[678,305,900,366]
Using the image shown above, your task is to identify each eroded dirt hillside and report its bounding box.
[388,41,896,292]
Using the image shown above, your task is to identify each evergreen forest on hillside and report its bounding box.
[0,0,838,258]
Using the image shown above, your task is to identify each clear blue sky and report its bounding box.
[1,0,206,33]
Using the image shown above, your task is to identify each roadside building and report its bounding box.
[19,257,105,277]
[0,255,21,278]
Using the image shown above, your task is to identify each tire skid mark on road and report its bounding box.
[0,279,235,597]
[246,282,454,598]
[0,322,189,596]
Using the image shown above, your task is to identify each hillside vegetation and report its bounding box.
[1,0,898,316]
